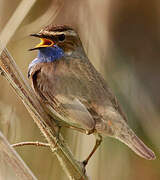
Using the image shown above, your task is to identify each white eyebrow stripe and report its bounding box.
[42,30,77,36]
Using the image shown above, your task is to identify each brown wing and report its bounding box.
[29,61,96,130]
[29,57,127,132]
[79,58,128,122]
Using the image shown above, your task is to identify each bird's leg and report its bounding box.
[47,109,95,135]
[83,134,102,166]
[55,125,61,141]
[56,119,95,135]
[66,124,95,135]
[63,124,84,133]
[49,117,62,144]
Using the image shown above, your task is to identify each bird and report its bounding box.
[28,24,156,165]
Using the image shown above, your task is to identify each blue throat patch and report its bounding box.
[37,45,64,62]
[28,45,64,77]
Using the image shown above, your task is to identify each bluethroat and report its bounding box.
[28,24,156,165]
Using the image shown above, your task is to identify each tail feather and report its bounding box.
[96,108,155,160]
[116,129,156,160]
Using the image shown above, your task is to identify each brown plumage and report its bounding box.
[43,24,74,32]
[28,24,156,165]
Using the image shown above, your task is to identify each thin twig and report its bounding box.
[12,141,50,148]
[0,46,88,180]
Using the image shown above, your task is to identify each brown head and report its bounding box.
[30,25,84,55]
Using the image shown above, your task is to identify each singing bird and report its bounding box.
[28,24,155,165]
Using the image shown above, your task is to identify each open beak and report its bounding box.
[29,33,54,51]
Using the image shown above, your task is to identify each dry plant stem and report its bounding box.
[12,141,50,148]
[0,131,37,180]
[0,46,89,180]
[0,0,36,47]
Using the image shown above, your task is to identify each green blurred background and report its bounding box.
[0,0,160,179]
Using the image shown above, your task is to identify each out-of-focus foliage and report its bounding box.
[0,0,160,180]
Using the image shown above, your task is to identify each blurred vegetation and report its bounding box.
[0,0,160,179]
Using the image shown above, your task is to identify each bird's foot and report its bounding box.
[55,125,61,139]
[52,124,62,149]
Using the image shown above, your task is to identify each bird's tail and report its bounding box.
[115,125,156,160]
[96,107,156,160]
[99,110,156,160]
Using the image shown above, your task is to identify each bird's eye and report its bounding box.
[58,34,65,41]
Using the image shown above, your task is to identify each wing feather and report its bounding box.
[29,58,127,133]
[30,62,95,130]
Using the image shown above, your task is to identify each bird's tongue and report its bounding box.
[35,38,54,48]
